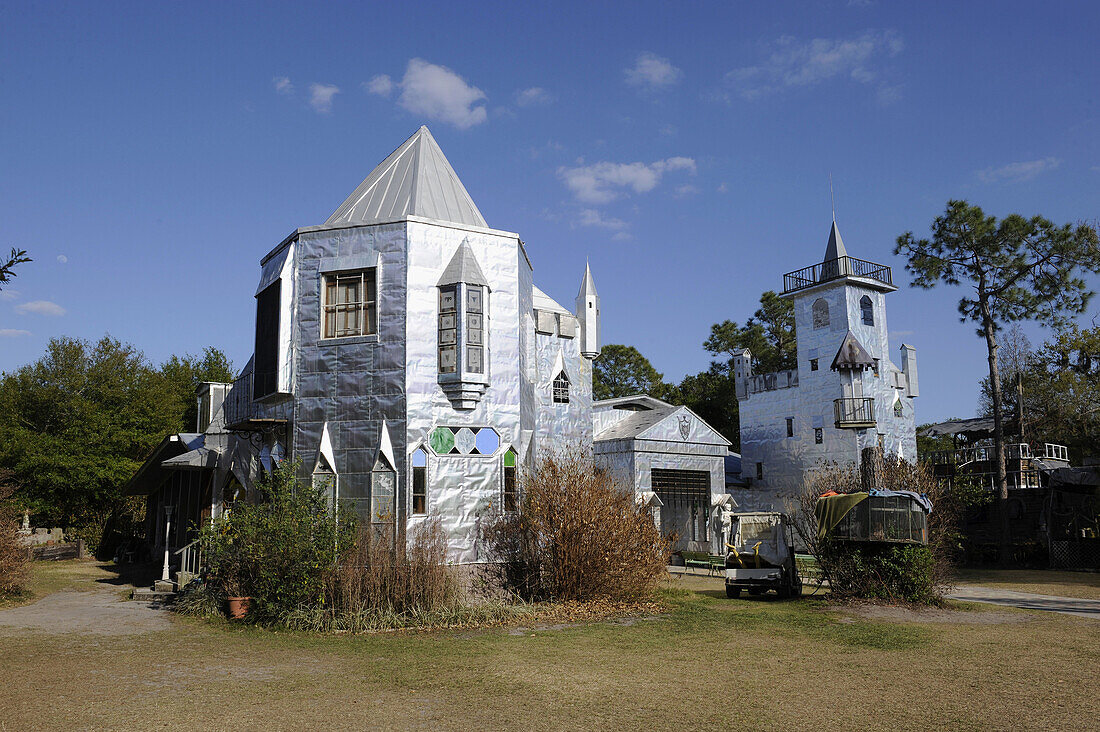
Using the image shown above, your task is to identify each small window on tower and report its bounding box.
[815,428,823,444]
[756,462,763,480]
[894,399,904,417]
[812,298,830,329]
[860,295,874,326]
[438,286,458,374]
[810,358,819,371]
[786,418,794,438]
[553,370,570,403]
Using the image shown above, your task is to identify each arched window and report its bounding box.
[371,457,395,523]
[860,295,874,326]
[553,370,570,403]
[812,298,830,329]
[503,448,518,512]
[894,398,903,417]
[411,448,428,515]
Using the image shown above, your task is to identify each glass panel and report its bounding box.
[429,427,455,455]
[371,470,395,522]
[439,346,457,373]
[412,465,427,515]
[439,313,456,330]
[440,290,456,311]
[467,287,482,313]
[503,448,516,468]
[467,346,483,374]
[411,448,427,468]
[475,428,500,455]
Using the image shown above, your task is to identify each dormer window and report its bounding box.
[553,370,570,403]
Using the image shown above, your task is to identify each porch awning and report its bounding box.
[162,447,218,470]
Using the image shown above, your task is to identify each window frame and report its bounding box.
[860,295,874,326]
[411,448,428,516]
[502,448,518,512]
[322,268,378,340]
[810,358,819,372]
[815,428,823,444]
[786,417,794,438]
[812,298,830,330]
[553,369,570,404]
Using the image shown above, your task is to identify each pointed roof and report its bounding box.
[326,126,488,228]
[438,240,488,287]
[577,261,598,300]
[824,219,848,262]
[831,330,875,371]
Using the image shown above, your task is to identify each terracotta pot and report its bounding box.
[226,596,252,620]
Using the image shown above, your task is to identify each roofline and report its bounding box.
[593,394,673,409]
[778,274,898,299]
[260,216,525,267]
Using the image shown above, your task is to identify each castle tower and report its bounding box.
[576,262,601,360]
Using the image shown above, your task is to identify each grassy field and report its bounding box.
[953,568,1100,600]
[1,561,1097,731]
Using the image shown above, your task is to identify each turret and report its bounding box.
[732,349,752,400]
[900,344,918,397]
[576,262,601,359]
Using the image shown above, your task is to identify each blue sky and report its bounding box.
[1,1,1098,423]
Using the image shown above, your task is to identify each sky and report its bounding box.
[1,0,1098,424]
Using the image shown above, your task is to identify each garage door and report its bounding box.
[651,469,710,504]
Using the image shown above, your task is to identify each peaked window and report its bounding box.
[812,298,830,329]
[553,370,570,403]
[860,295,874,326]
[503,448,518,512]
[371,457,395,524]
[411,449,428,515]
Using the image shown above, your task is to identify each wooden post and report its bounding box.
[860,446,884,492]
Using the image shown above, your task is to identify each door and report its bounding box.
[651,469,711,551]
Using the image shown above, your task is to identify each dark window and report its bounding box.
[553,370,570,403]
[815,428,823,444]
[254,282,280,399]
[812,298,829,329]
[756,462,763,480]
[438,286,458,374]
[810,358,819,371]
[323,269,376,338]
[894,399,904,417]
[503,449,517,512]
[651,469,710,505]
[411,449,427,515]
[872,358,880,377]
[860,295,874,326]
[786,417,794,437]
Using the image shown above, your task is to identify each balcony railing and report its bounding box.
[834,397,876,428]
[783,256,893,294]
[223,372,257,429]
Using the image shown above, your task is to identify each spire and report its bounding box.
[326,126,487,228]
[577,260,598,300]
[824,219,848,263]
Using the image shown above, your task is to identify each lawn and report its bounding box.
[953,568,1100,600]
[1,561,1097,731]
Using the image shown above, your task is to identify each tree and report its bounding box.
[0,248,31,289]
[896,200,1100,562]
[703,290,796,375]
[593,344,675,401]
[160,347,235,432]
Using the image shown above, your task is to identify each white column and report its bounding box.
[161,505,174,582]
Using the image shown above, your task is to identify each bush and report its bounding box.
[0,471,28,598]
[481,450,669,602]
[789,455,957,604]
[200,461,356,618]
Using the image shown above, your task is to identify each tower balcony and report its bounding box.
[783,256,893,295]
[834,397,876,429]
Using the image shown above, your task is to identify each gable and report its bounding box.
[637,406,731,447]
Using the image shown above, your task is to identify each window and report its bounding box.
[466,286,485,374]
[786,417,794,438]
[894,398,904,417]
[815,428,823,444]
[872,358,880,378]
[411,449,427,515]
[812,298,829,329]
[810,358,819,371]
[371,459,395,523]
[503,448,517,512]
[860,295,874,326]
[756,462,763,480]
[878,433,885,451]
[254,283,280,399]
[553,370,570,403]
[323,269,376,339]
[438,287,458,373]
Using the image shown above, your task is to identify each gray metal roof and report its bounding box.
[438,240,489,287]
[831,330,874,370]
[532,285,570,314]
[325,126,488,228]
[824,219,848,262]
[595,403,680,441]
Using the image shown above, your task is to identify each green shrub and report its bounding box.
[822,542,936,604]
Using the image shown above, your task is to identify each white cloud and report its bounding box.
[364,74,393,96]
[717,183,728,193]
[727,31,903,99]
[0,289,19,301]
[674,184,700,197]
[273,76,293,95]
[516,87,553,107]
[56,254,67,264]
[16,300,65,316]
[559,157,697,204]
[876,83,902,105]
[398,59,487,129]
[0,329,31,337]
[308,83,340,113]
[658,124,676,136]
[625,52,682,91]
[977,157,1061,184]
[611,231,633,242]
[578,209,628,230]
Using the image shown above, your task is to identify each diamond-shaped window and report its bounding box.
[474,428,500,455]
[429,427,455,455]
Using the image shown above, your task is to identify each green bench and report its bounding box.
[681,552,726,574]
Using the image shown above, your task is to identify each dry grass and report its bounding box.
[954,568,1100,600]
[1,561,1098,730]
[0,472,28,600]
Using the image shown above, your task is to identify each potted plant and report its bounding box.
[224,568,251,620]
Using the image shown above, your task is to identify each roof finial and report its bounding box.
[829,173,836,223]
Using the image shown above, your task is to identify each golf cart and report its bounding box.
[724,512,802,599]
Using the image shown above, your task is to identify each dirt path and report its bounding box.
[0,586,172,636]
[949,585,1100,619]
